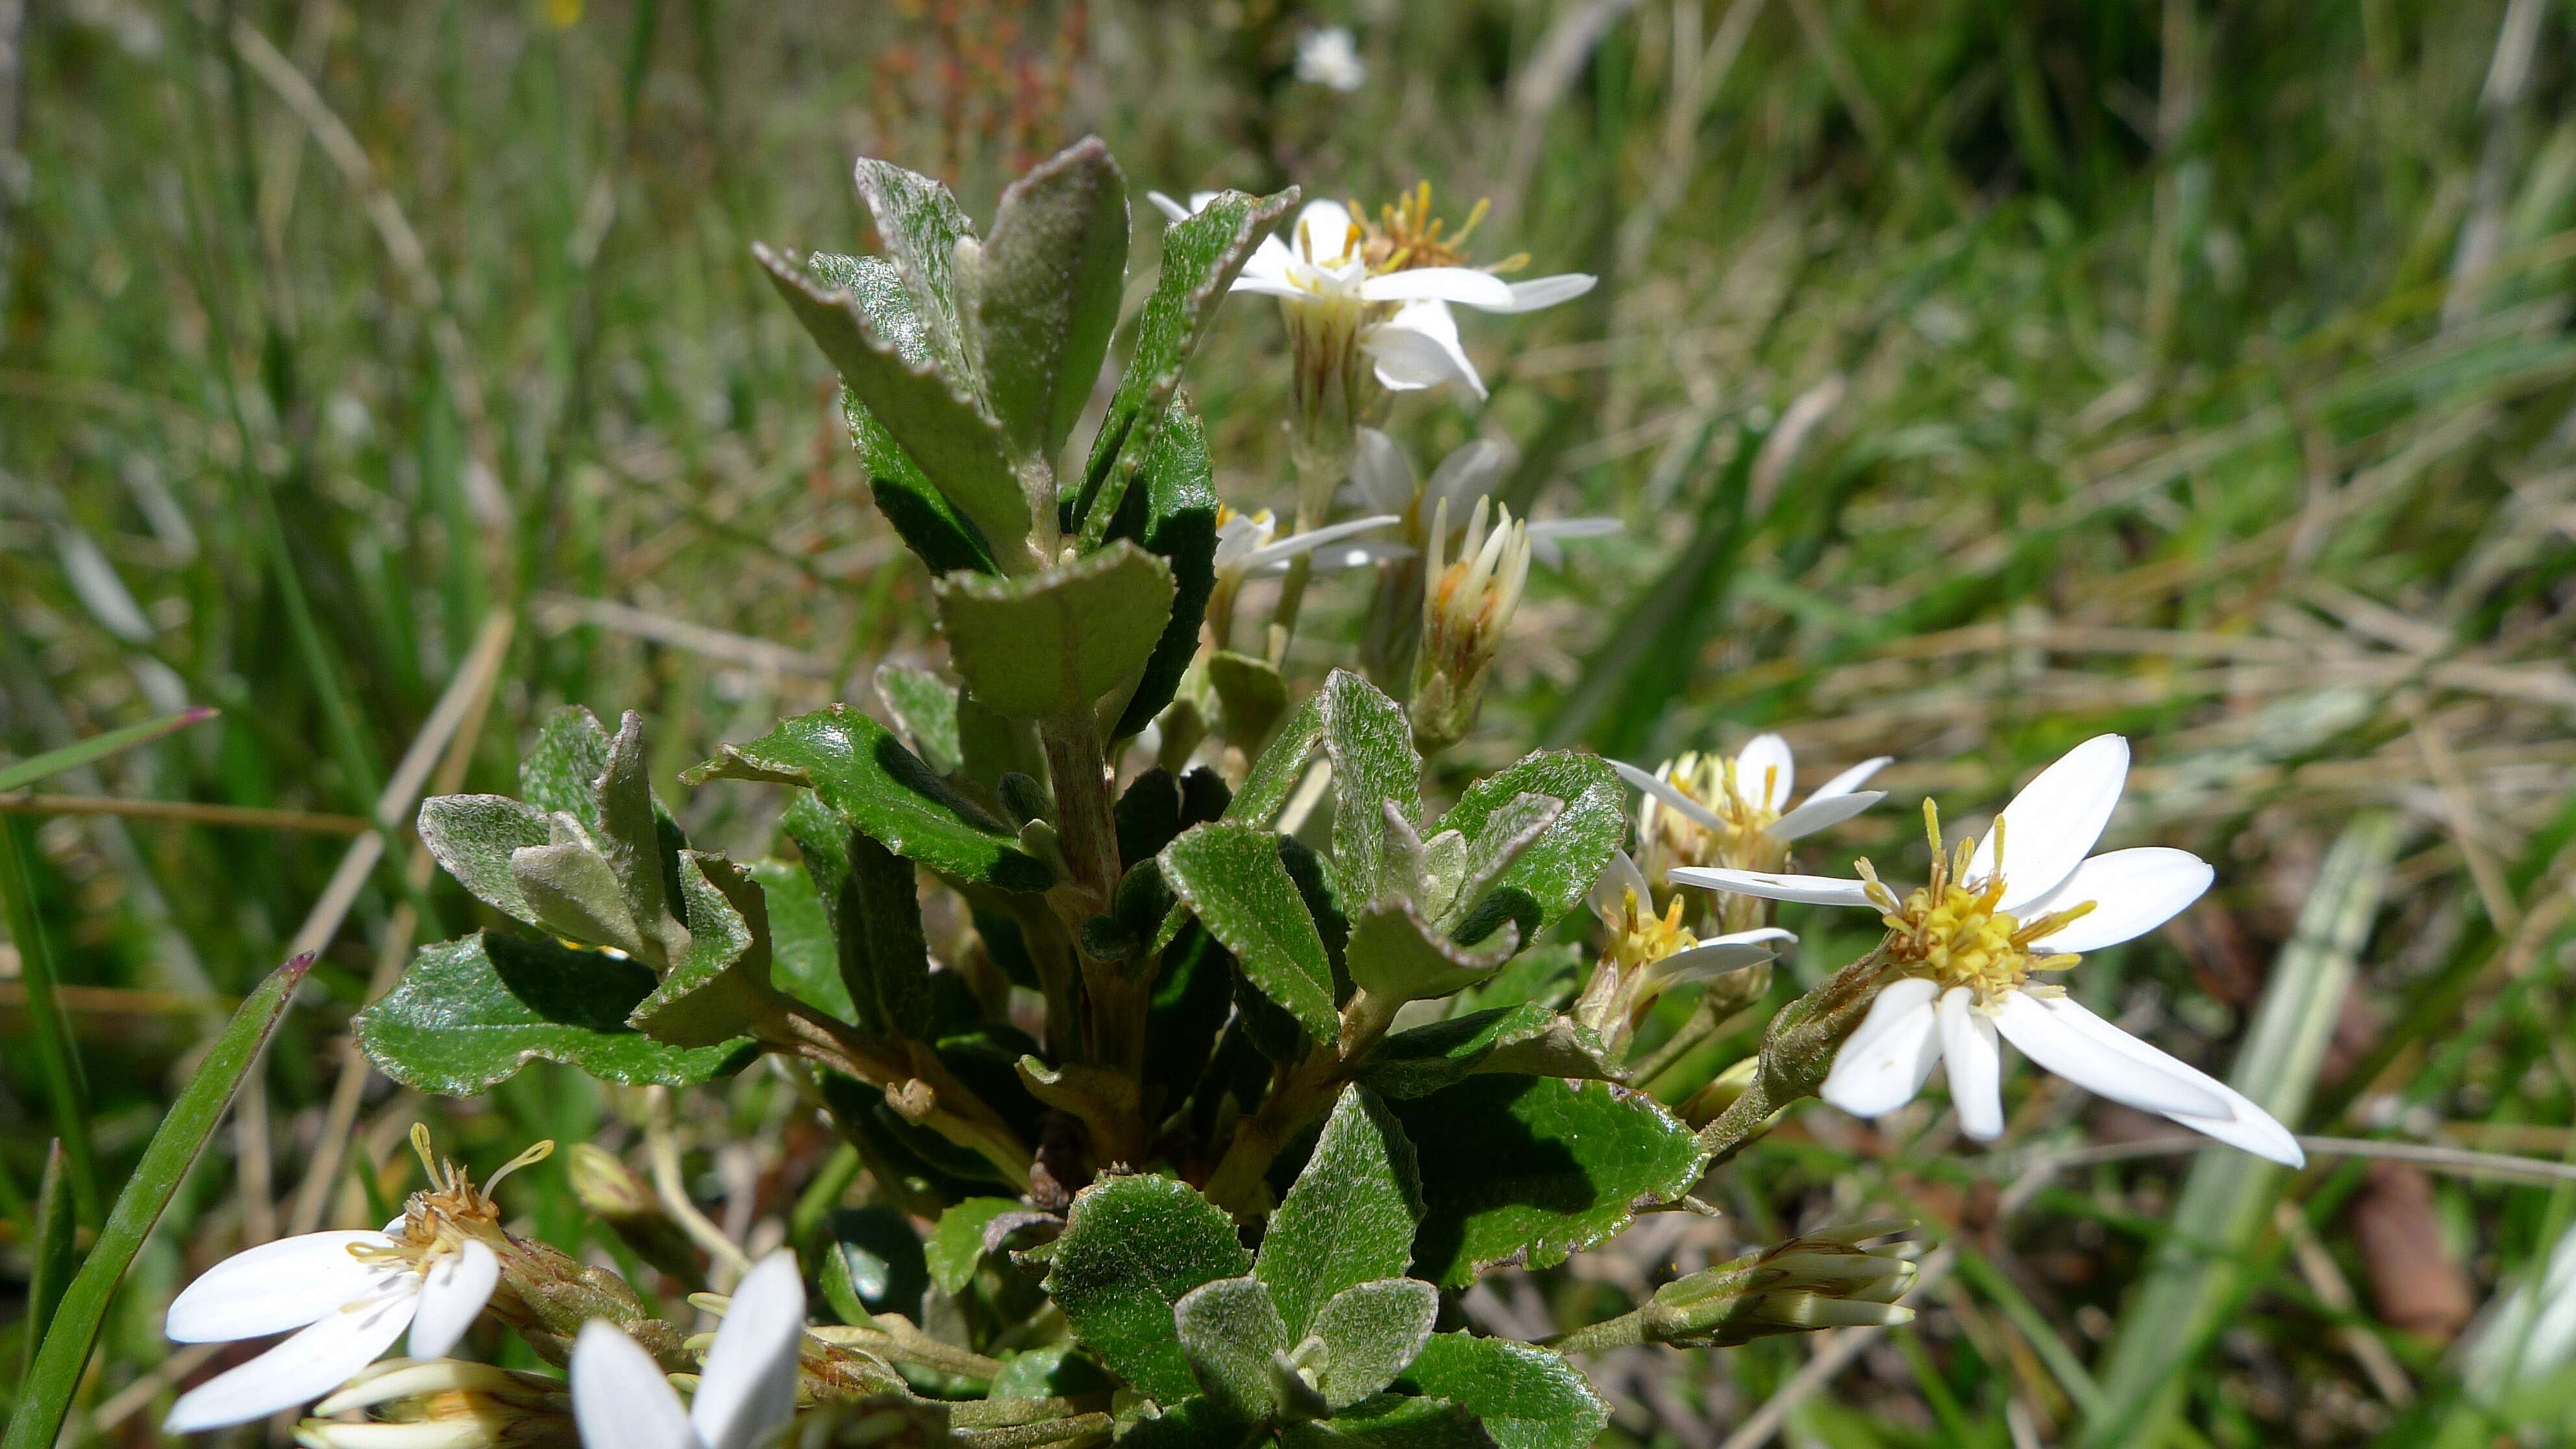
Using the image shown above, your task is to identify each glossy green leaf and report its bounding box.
[1207,649,1288,753]
[593,712,679,952]
[1360,1006,1618,1100]
[1228,687,1324,829]
[687,704,1050,892]
[972,136,1128,460]
[1280,1395,1492,1449]
[19,1143,76,1389]
[935,540,1176,721]
[1175,1275,1289,1421]
[1257,1087,1422,1337]
[1104,404,1220,740]
[1438,752,1625,945]
[1392,1076,1705,1289]
[629,853,786,1048]
[843,380,999,575]
[758,243,1028,555]
[5,954,307,1449]
[928,1196,1024,1295]
[1322,671,1422,902]
[1343,901,1518,1006]
[0,706,215,794]
[1395,1335,1607,1449]
[1046,1173,1252,1403]
[1074,186,1297,532]
[416,793,552,925]
[851,156,980,382]
[357,932,752,1094]
[1310,1279,1439,1409]
[876,663,966,776]
[1161,822,1339,1046]
[750,855,857,1021]
[520,705,615,823]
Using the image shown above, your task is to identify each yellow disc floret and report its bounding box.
[1356,182,1525,277]
[1641,752,1789,876]
[1855,802,2094,1004]
[356,1124,554,1274]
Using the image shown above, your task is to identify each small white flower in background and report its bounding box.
[1573,848,1792,1053]
[571,1250,806,1449]
[297,1357,573,1446]
[1293,25,1367,91]
[1211,504,1408,585]
[1407,493,1533,750]
[164,1129,552,1433]
[1668,735,2303,1166]
[1615,735,1891,885]
[1350,428,1618,566]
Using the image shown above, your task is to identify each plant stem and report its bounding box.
[1202,988,1402,1212]
[774,1006,1035,1189]
[1542,1306,1652,1355]
[0,819,99,1223]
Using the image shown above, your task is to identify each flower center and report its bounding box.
[1357,182,1522,277]
[1646,752,1784,873]
[1857,803,2092,1004]
[353,1126,552,1277]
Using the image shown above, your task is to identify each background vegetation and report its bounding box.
[5,0,2576,1444]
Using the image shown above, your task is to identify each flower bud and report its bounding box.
[1640,1222,1918,1348]
[564,1143,706,1291]
[297,1359,573,1449]
[1408,495,1531,752]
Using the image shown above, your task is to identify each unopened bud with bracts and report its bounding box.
[1641,1221,1919,1348]
[1408,495,1531,753]
[295,1359,574,1449]
[564,1143,706,1291]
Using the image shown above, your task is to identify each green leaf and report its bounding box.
[1395,1335,1607,1449]
[357,932,752,1094]
[989,1344,1114,1400]
[1228,687,1325,830]
[1438,752,1625,945]
[1046,1173,1252,1403]
[1074,186,1298,532]
[1360,1006,1618,1100]
[1392,1076,1705,1289]
[19,1143,77,1389]
[1310,1279,1438,1409]
[688,704,1051,892]
[415,793,552,926]
[758,244,1028,556]
[1280,1395,1493,1449]
[876,663,966,776]
[1343,902,1518,1006]
[928,1196,1024,1295]
[5,954,306,1449]
[935,540,1176,721]
[784,795,935,1039]
[846,388,1000,575]
[595,712,680,956]
[1257,1087,1422,1337]
[510,834,646,957]
[630,854,786,1048]
[971,136,1128,461]
[1174,1275,1290,1421]
[749,856,857,1020]
[1161,823,1339,1046]
[520,706,613,823]
[1206,649,1288,753]
[851,157,980,384]
[1104,404,1220,741]
[1124,1396,1263,1449]
[1320,671,1421,902]
[822,1205,930,1322]
[0,706,215,793]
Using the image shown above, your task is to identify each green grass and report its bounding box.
[6,1,2576,1444]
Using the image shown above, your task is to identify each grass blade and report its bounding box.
[1,951,313,1449]
[16,1143,77,1396]
[2081,811,2399,1447]
[0,707,216,794]
[0,818,99,1222]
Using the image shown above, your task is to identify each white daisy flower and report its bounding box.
[1615,735,1892,880]
[1350,428,1617,567]
[163,1131,552,1433]
[571,1250,807,1449]
[1574,849,1792,1050]
[1668,735,2302,1166]
[1212,506,1407,584]
[1293,25,1368,92]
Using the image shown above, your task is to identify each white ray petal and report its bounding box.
[1426,438,1513,516]
[1494,273,1598,312]
[1364,301,1485,397]
[164,1231,401,1344]
[1237,514,1402,573]
[1820,980,1942,1118]
[1972,735,2131,910]
[1700,926,1798,949]
[1666,866,1877,908]
[406,1239,499,1361]
[1809,756,1893,801]
[163,1291,415,1432]
[1235,234,1298,287]
[2037,996,2304,1166]
[1291,201,1359,262]
[1587,849,1652,921]
[1233,271,1318,300]
[571,1321,698,1449]
[1350,428,1415,514]
[2020,847,2214,953]
[1651,939,1779,982]
[1611,758,1728,835]
[1991,991,2227,1118]
[1148,191,1193,223]
[1768,789,1886,842]
[691,1252,808,1449]
[1259,540,1414,576]
[1734,734,1794,811]
[1938,988,2005,1139]
[1359,266,1516,308]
